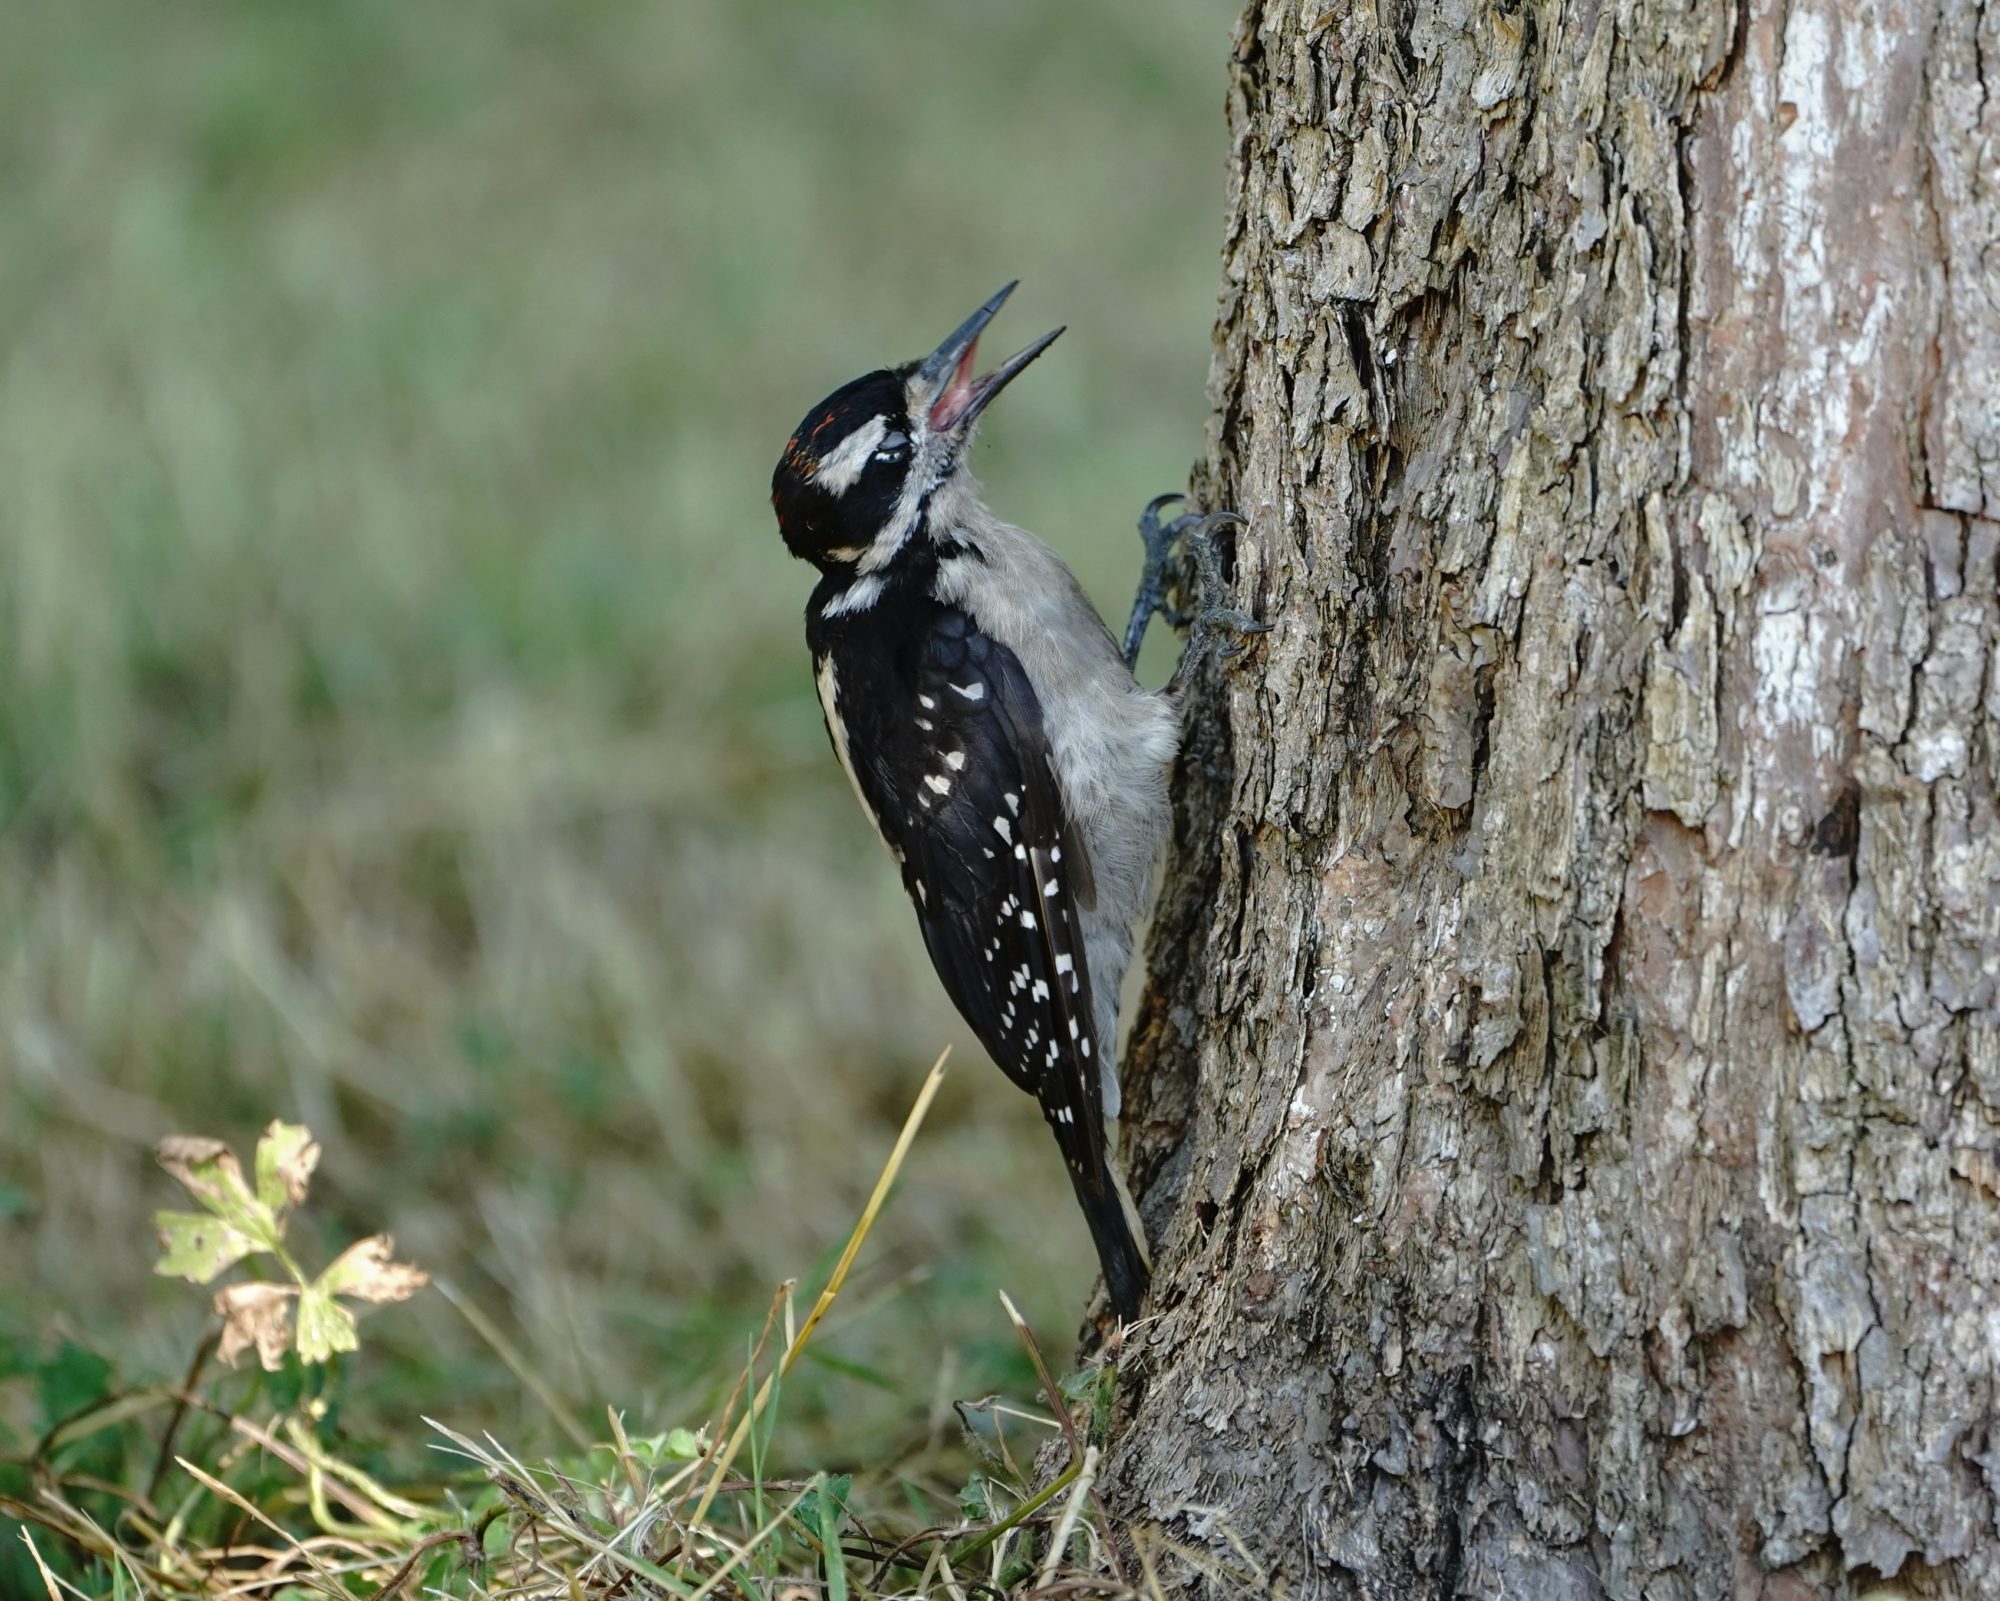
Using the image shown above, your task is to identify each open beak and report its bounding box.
[915,282,1063,434]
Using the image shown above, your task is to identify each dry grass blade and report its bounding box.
[172,1455,350,1596]
[998,1289,1127,1588]
[674,1281,788,1519]
[605,1407,649,1501]
[687,1051,948,1528]
[682,1480,817,1601]
[19,1530,67,1601]
[917,1542,966,1601]
[996,1291,1082,1468]
[1035,1444,1098,1590]
[424,1416,699,1596]
[15,1489,170,1597]
[358,1528,476,1600]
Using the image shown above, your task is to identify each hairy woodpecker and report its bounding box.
[769,284,1263,1322]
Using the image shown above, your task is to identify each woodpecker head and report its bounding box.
[771,283,1062,574]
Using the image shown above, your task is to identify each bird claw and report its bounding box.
[1122,500,1268,672]
[1121,493,1189,668]
[1182,514,1272,662]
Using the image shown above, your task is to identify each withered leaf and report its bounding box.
[317,1235,429,1304]
[156,1137,238,1210]
[254,1121,320,1214]
[213,1282,296,1372]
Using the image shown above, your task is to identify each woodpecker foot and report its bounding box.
[1121,493,1196,670]
[1171,512,1271,696]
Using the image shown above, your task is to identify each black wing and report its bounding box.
[811,592,1150,1317]
[811,601,1107,1150]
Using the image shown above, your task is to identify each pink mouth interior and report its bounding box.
[927,339,986,431]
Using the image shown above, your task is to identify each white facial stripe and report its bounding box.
[815,415,889,495]
[837,374,984,576]
[858,439,938,574]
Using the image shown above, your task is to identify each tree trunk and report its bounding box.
[1110,1,2000,1597]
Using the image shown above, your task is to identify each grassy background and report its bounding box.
[0,0,1230,1474]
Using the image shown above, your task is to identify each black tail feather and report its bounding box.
[1069,1170,1150,1323]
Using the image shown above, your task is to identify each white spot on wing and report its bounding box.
[993,816,1012,843]
[924,774,951,795]
[950,681,985,701]
[943,751,965,770]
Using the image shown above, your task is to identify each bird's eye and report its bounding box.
[873,433,911,465]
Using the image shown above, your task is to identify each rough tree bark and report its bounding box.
[1110,1,2000,1597]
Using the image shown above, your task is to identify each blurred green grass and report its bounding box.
[0,0,1230,1467]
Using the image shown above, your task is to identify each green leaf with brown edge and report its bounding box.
[253,1120,320,1217]
[153,1209,258,1284]
[294,1282,359,1364]
[316,1234,428,1304]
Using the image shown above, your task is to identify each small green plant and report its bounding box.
[153,1120,428,1369]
